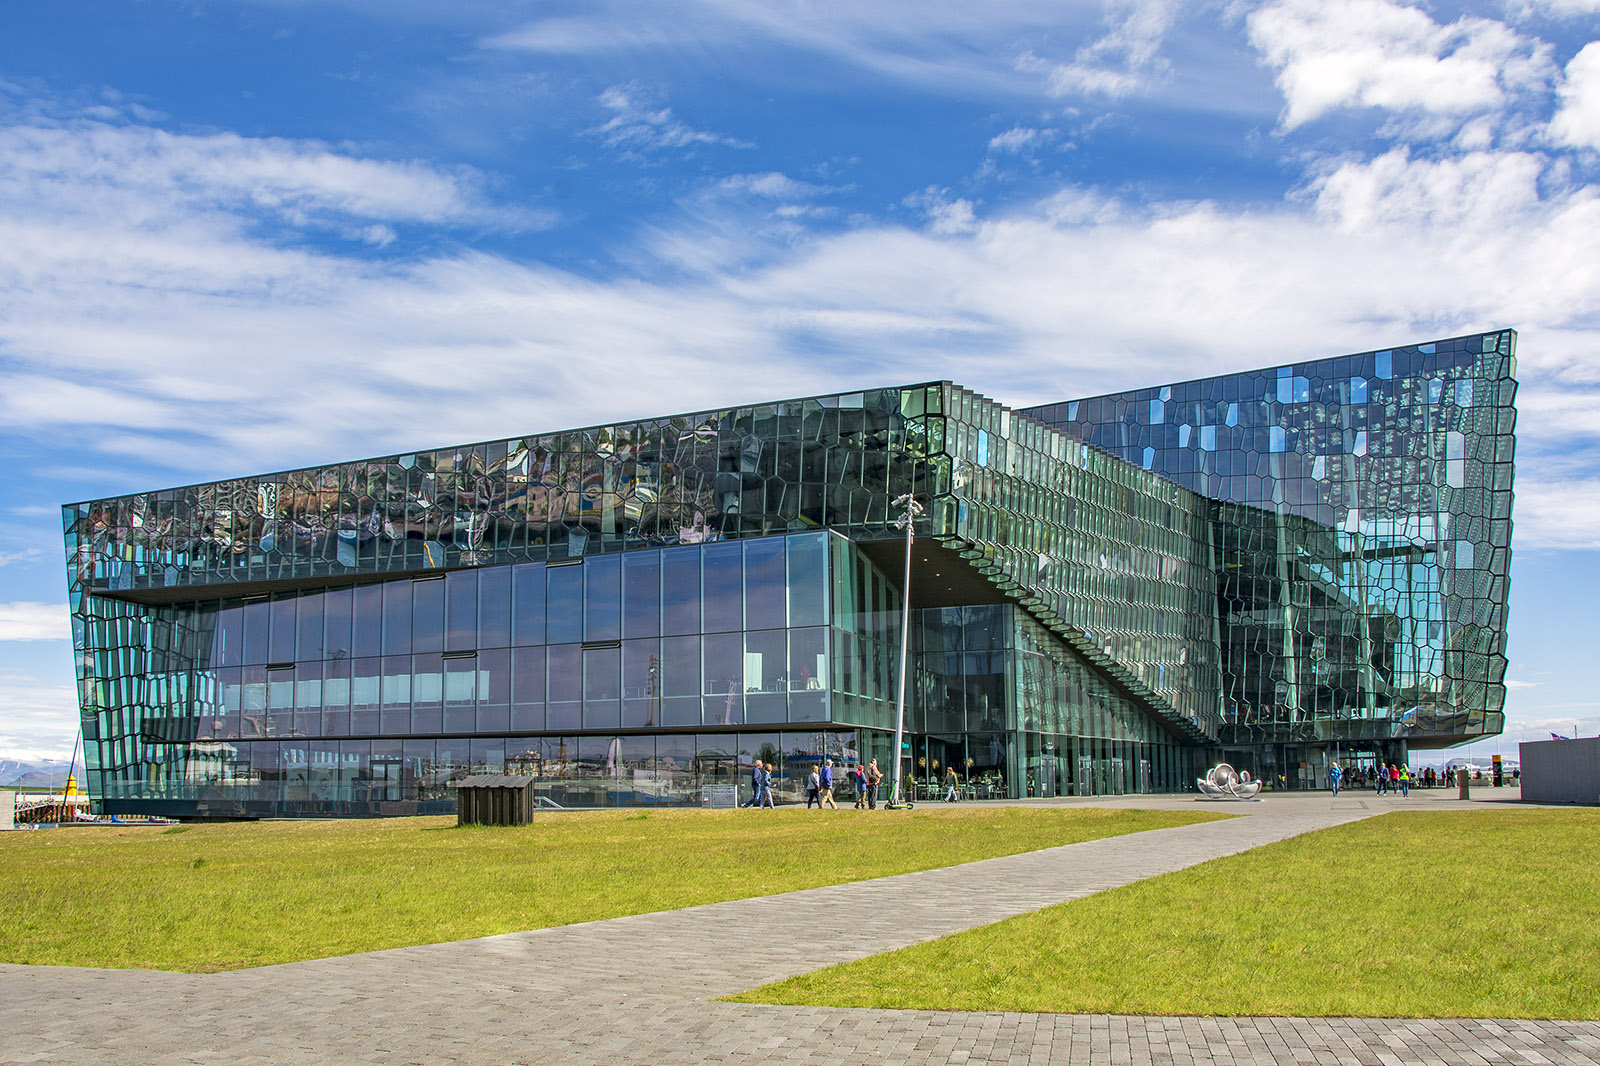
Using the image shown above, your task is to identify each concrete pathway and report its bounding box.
[4,791,1595,1065]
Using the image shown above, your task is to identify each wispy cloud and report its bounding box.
[988,126,1052,154]
[0,670,79,761]
[486,1,1118,99]
[584,83,750,156]
[1032,0,1180,99]
[0,119,547,234]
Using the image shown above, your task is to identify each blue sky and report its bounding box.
[2,0,1597,763]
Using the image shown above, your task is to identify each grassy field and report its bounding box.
[732,809,1600,1019]
[0,805,1220,972]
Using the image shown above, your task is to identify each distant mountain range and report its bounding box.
[0,758,76,789]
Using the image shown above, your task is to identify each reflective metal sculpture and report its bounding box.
[1196,763,1262,800]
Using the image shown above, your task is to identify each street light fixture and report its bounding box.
[890,492,924,808]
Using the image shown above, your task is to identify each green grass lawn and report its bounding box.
[732,809,1600,1019]
[0,805,1220,972]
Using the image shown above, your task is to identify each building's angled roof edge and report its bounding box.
[63,379,959,508]
[1017,328,1517,412]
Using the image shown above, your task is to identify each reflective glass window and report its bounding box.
[703,541,743,633]
[660,634,700,726]
[293,661,322,736]
[350,657,381,733]
[622,638,659,728]
[744,629,786,724]
[215,604,244,668]
[470,737,506,775]
[478,567,512,649]
[268,597,296,663]
[352,585,383,659]
[703,631,743,726]
[623,551,661,639]
[511,563,545,646]
[744,538,786,630]
[381,583,411,656]
[546,564,583,645]
[547,644,580,730]
[296,594,324,662]
[411,653,444,734]
[661,546,700,635]
[476,649,510,733]
[412,577,445,654]
[584,555,621,642]
[787,533,827,627]
[510,646,545,731]
[583,646,621,728]
[321,657,351,736]
[380,656,411,733]
[444,570,477,652]
[243,600,269,664]
[788,627,827,722]
[443,656,476,733]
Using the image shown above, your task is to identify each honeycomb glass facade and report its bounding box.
[1024,329,1516,786]
[63,331,1516,814]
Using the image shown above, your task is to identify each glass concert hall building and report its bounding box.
[63,330,1518,817]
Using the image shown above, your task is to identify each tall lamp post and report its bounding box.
[890,492,924,808]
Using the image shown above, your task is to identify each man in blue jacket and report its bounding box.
[744,760,763,807]
[819,759,837,809]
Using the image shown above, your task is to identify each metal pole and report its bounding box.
[890,493,923,807]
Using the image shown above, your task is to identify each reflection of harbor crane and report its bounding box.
[647,654,660,726]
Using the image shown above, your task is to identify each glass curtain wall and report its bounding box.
[1026,330,1516,766]
[77,531,897,815]
[909,605,1194,800]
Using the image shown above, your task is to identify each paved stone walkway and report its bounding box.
[5,792,1595,1065]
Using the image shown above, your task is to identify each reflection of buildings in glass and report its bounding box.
[64,331,1516,815]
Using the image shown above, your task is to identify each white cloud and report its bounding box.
[585,83,750,155]
[0,672,79,762]
[0,120,538,232]
[901,186,979,236]
[1036,0,1179,99]
[1503,480,1600,550]
[1508,0,1600,15]
[1247,0,1556,131]
[1,112,1598,551]
[0,603,70,641]
[486,1,1122,100]
[0,548,43,566]
[988,127,1046,154]
[715,172,833,199]
[1551,41,1600,150]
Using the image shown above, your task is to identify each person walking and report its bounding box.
[805,766,822,809]
[1328,763,1342,797]
[864,758,883,809]
[851,764,867,809]
[1389,763,1401,796]
[758,762,776,808]
[945,765,960,803]
[1399,764,1411,798]
[1374,765,1386,795]
[744,760,763,807]
[820,759,837,809]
